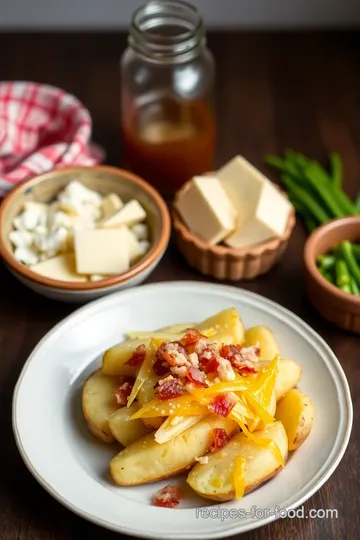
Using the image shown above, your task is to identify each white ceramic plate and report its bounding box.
[13,282,352,539]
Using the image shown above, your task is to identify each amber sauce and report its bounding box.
[122,95,216,195]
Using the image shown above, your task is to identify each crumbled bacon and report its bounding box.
[202,356,220,374]
[180,329,204,348]
[211,428,230,451]
[220,344,258,375]
[114,377,134,406]
[153,358,170,376]
[156,341,188,367]
[185,367,208,388]
[155,378,185,400]
[126,344,147,367]
[208,393,237,417]
[152,485,183,508]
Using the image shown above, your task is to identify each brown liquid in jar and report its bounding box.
[122,94,216,195]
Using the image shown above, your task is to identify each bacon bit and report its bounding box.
[185,367,208,388]
[208,393,237,417]
[211,428,230,451]
[180,329,204,348]
[153,358,170,376]
[155,378,185,400]
[114,377,134,406]
[202,356,220,374]
[126,344,147,367]
[152,485,183,508]
[156,341,188,367]
[220,344,258,375]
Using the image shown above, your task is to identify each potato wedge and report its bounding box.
[275,359,302,400]
[102,338,150,376]
[196,308,244,345]
[275,389,314,450]
[82,370,120,443]
[187,421,288,501]
[108,403,152,447]
[110,415,237,486]
[244,325,281,360]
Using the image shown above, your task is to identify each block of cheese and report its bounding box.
[74,229,130,274]
[30,253,87,282]
[121,226,144,262]
[101,193,124,219]
[217,156,292,248]
[101,200,146,229]
[175,176,238,244]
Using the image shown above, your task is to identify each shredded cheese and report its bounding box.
[233,456,246,499]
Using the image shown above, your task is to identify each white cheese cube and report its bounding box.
[217,156,292,248]
[60,180,102,206]
[101,193,124,219]
[100,200,146,229]
[14,246,39,265]
[131,223,149,241]
[12,216,26,231]
[138,240,151,256]
[33,227,68,254]
[121,227,144,263]
[48,210,73,231]
[30,253,87,282]
[74,229,130,275]
[175,176,238,244]
[9,230,34,249]
[21,202,48,231]
[90,274,107,282]
[59,198,83,217]
[81,202,102,222]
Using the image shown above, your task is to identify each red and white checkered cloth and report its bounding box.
[0,81,104,197]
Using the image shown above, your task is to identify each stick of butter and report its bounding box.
[74,228,130,274]
[217,156,292,248]
[30,253,87,282]
[175,176,238,244]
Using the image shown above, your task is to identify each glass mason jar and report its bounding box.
[121,0,216,195]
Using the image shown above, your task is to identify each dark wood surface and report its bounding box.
[0,31,359,540]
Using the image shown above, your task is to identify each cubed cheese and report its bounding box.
[21,202,48,231]
[175,176,237,244]
[217,156,292,248]
[131,223,149,241]
[100,200,146,229]
[90,274,107,282]
[74,229,130,275]
[121,226,144,262]
[15,246,39,266]
[101,193,124,219]
[30,253,87,282]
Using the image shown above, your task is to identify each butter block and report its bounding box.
[100,200,146,228]
[101,193,124,219]
[30,253,87,282]
[217,156,292,248]
[175,176,237,244]
[74,229,130,275]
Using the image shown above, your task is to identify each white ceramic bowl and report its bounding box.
[0,166,171,303]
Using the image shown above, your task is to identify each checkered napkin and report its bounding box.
[0,81,104,197]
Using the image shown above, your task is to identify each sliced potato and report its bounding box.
[275,389,314,450]
[196,308,244,345]
[108,403,152,447]
[82,370,120,443]
[275,359,302,400]
[187,421,288,501]
[110,416,237,486]
[102,339,150,376]
[154,415,205,444]
[244,325,280,360]
[126,323,195,340]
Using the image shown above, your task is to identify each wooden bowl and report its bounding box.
[0,166,171,303]
[304,216,360,332]
[172,181,296,280]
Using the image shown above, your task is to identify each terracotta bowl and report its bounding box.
[0,166,171,303]
[304,216,360,333]
[173,181,296,280]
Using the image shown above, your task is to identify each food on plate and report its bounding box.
[81,308,313,503]
[9,180,150,281]
[187,421,288,501]
[108,403,151,446]
[316,240,360,296]
[110,416,237,486]
[82,370,122,443]
[175,155,292,248]
[275,389,314,450]
[152,485,183,508]
[265,150,358,233]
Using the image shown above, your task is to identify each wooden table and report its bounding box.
[0,31,359,540]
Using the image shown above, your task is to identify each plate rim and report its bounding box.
[12,281,353,539]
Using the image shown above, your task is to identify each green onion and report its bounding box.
[339,241,360,288]
[329,153,342,188]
